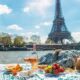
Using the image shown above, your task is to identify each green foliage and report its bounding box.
[0,32,42,47]
[1,36,12,46]
[0,36,2,43]
[28,42,34,45]
[45,38,54,44]
[14,36,25,47]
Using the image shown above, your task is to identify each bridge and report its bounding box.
[0,43,80,51]
[26,44,80,50]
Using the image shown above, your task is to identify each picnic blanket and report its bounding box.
[0,64,80,80]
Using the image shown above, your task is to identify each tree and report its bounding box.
[28,42,34,45]
[30,35,41,44]
[45,38,54,44]
[14,36,25,47]
[2,36,12,47]
[0,36,2,43]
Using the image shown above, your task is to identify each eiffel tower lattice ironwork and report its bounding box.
[47,0,74,44]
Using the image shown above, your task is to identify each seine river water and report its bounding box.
[0,50,80,64]
[0,51,53,64]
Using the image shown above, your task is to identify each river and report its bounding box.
[0,50,80,64]
[0,51,53,64]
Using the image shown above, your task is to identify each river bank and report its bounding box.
[0,44,80,51]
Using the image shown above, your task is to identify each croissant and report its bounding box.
[75,57,80,71]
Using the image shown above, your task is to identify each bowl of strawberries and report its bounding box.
[44,63,65,76]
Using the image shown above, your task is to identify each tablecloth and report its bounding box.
[0,64,80,80]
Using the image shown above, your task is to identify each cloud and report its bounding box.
[23,7,30,13]
[71,32,80,42]
[0,4,12,15]
[8,32,13,35]
[34,21,52,29]
[27,32,39,36]
[42,21,52,26]
[20,32,39,37]
[23,0,52,15]
[7,24,23,31]
[35,25,40,29]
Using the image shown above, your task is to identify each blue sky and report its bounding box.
[0,0,80,42]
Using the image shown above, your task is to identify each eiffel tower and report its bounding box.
[47,0,74,44]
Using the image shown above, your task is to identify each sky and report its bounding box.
[0,0,80,43]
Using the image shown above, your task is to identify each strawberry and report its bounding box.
[52,65,56,70]
[54,69,59,75]
[59,67,64,72]
[53,64,60,69]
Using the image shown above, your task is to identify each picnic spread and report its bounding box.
[0,56,80,80]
